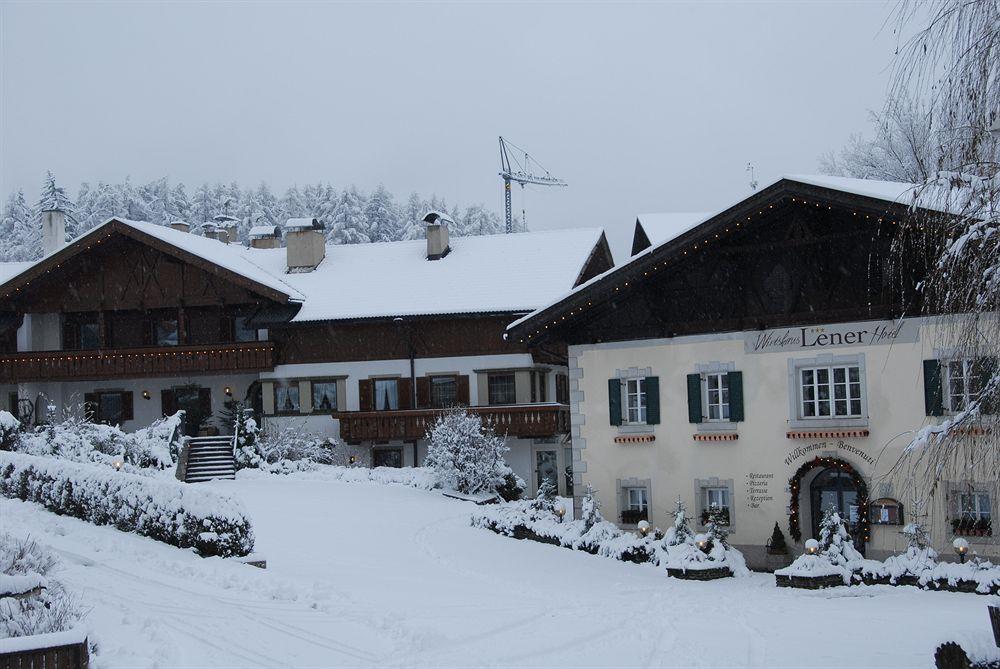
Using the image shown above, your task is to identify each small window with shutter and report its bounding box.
[688,368,743,425]
[609,375,659,426]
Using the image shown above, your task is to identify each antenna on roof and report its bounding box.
[746,162,759,192]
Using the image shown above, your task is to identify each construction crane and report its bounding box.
[498,136,567,233]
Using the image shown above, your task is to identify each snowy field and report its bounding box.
[2,472,991,668]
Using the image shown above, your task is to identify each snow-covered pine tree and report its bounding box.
[232,402,263,470]
[169,182,192,224]
[423,409,511,495]
[580,484,603,531]
[191,183,215,226]
[36,171,75,216]
[817,508,863,567]
[329,186,370,244]
[0,189,34,261]
[280,185,306,223]
[364,184,401,243]
[664,496,694,546]
[704,504,730,549]
[531,477,557,513]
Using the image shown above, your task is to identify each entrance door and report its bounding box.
[535,449,559,495]
[174,386,211,437]
[373,448,402,468]
[810,467,860,540]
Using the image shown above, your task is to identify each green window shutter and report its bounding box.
[645,376,660,425]
[923,360,944,416]
[687,373,703,423]
[608,378,622,426]
[727,371,744,422]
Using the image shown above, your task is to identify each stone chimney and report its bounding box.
[423,212,452,260]
[201,222,220,241]
[40,209,66,256]
[249,225,281,249]
[169,220,190,233]
[284,218,325,272]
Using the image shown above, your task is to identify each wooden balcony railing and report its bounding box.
[0,341,275,383]
[333,403,570,442]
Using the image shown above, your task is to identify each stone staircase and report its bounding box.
[178,436,236,483]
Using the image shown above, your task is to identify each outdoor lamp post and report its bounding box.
[637,520,651,537]
[695,533,709,553]
[805,539,819,555]
[112,459,123,471]
[554,503,566,523]
[953,537,970,564]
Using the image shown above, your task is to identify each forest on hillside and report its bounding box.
[0,174,518,262]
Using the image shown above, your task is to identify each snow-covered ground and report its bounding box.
[2,472,992,668]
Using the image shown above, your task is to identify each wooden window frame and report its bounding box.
[799,365,863,419]
[310,379,339,413]
[703,372,730,422]
[945,359,984,413]
[429,375,458,409]
[487,372,516,406]
[273,381,301,415]
[624,377,647,424]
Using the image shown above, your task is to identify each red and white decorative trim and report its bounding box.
[614,434,656,445]
[786,429,870,440]
[693,433,739,442]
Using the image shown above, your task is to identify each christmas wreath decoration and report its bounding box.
[788,456,869,544]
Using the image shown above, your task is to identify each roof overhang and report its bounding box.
[506,177,942,343]
[0,218,294,307]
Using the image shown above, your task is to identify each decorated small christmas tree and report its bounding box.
[767,522,788,554]
[531,478,557,514]
[704,504,730,549]
[664,496,694,547]
[232,403,262,470]
[817,508,863,567]
[580,484,603,531]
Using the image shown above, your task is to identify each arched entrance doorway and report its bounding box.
[810,467,860,540]
[788,456,870,549]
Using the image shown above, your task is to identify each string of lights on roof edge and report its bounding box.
[519,196,905,343]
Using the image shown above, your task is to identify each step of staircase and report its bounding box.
[182,436,236,483]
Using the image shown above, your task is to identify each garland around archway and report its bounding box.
[788,456,869,544]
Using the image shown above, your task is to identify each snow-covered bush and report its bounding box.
[0,412,20,452]
[424,410,514,496]
[704,504,730,549]
[13,410,180,472]
[0,534,84,639]
[816,509,864,569]
[579,484,602,532]
[256,424,336,468]
[661,497,694,548]
[0,451,254,557]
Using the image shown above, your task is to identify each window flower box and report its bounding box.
[700,507,730,526]
[620,509,648,525]
[951,517,993,537]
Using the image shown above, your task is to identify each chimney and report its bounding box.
[200,222,220,241]
[284,218,325,272]
[423,212,451,260]
[40,209,66,256]
[213,214,239,244]
[169,220,190,233]
[249,225,281,249]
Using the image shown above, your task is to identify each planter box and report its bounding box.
[775,573,844,589]
[667,567,732,581]
[0,629,89,669]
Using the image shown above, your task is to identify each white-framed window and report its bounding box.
[704,486,729,512]
[799,365,862,418]
[946,359,985,413]
[959,491,991,522]
[625,377,646,424]
[627,487,648,512]
[704,372,730,421]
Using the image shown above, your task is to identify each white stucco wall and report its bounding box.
[569,317,998,565]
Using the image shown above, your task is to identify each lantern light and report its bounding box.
[953,537,969,563]
[805,539,819,555]
[637,520,651,537]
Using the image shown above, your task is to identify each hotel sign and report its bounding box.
[744,319,918,354]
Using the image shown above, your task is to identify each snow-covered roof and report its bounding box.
[285,217,322,230]
[244,228,607,322]
[635,212,711,248]
[785,175,920,206]
[249,225,279,238]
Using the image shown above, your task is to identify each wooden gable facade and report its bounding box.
[508,180,937,347]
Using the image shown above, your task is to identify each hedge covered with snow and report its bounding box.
[237,463,439,489]
[0,452,254,557]
[0,534,84,639]
[471,488,748,576]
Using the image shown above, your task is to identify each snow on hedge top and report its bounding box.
[245,228,606,322]
[635,212,710,249]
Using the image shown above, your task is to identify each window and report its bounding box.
[555,373,569,404]
[63,315,101,350]
[430,376,457,408]
[955,490,992,536]
[704,372,730,421]
[311,381,338,411]
[530,371,548,403]
[274,382,300,414]
[625,378,646,424]
[800,365,862,418]
[946,359,985,412]
[621,487,648,524]
[234,317,258,343]
[374,378,399,411]
[487,373,516,405]
[702,486,731,525]
[151,316,179,346]
[86,391,133,426]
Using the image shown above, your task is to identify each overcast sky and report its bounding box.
[1,1,903,257]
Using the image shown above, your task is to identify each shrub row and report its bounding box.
[0,452,254,557]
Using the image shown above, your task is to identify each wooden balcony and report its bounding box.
[0,341,275,383]
[333,403,571,442]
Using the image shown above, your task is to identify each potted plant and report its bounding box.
[764,522,792,572]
